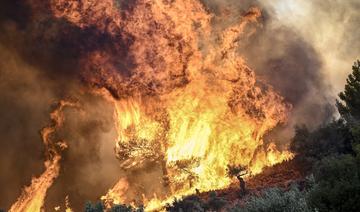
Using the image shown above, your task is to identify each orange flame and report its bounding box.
[50,0,293,210]
[51,0,293,209]
[11,0,294,211]
[9,100,78,212]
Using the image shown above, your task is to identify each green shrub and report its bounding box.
[291,120,353,161]
[85,201,104,212]
[229,186,311,212]
[166,195,205,212]
[307,155,360,212]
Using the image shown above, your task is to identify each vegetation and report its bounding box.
[307,155,360,212]
[229,186,311,212]
[337,60,360,122]
[166,192,227,212]
[84,202,143,212]
[297,60,360,212]
[290,120,353,162]
[166,195,205,212]
[85,202,105,212]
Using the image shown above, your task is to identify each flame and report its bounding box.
[49,0,293,210]
[9,100,78,212]
[11,0,294,211]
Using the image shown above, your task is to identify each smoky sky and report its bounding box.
[0,0,358,210]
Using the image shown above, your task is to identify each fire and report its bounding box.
[11,0,294,211]
[9,101,78,212]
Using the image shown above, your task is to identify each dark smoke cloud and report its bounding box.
[203,0,352,139]
[237,18,334,132]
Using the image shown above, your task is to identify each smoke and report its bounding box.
[0,0,359,210]
[0,44,52,209]
[202,0,360,139]
[0,1,122,210]
[43,94,121,210]
[263,0,360,94]
[248,0,360,139]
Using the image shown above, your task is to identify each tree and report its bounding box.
[290,121,353,161]
[307,155,360,212]
[227,165,248,196]
[337,60,360,122]
[337,60,360,146]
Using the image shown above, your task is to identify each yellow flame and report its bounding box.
[11,0,295,211]
[9,101,78,212]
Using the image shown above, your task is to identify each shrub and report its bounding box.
[207,191,228,211]
[229,186,311,212]
[291,120,353,161]
[307,155,360,212]
[85,202,104,212]
[166,195,205,212]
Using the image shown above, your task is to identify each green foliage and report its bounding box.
[229,186,311,212]
[351,124,360,144]
[85,201,104,212]
[337,60,360,149]
[291,120,353,161]
[337,60,360,122]
[166,195,205,212]
[84,202,143,212]
[307,155,360,212]
[166,192,227,212]
[111,204,143,212]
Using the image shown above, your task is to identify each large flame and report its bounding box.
[9,101,78,212]
[11,0,294,211]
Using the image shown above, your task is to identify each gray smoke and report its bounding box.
[202,0,360,143]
